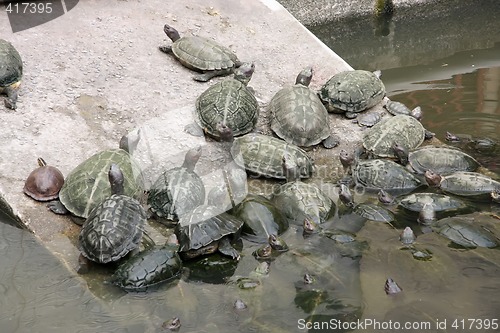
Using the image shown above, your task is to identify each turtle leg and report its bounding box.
[158,45,173,54]
[47,200,69,215]
[193,69,232,82]
[3,86,18,110]
[322,135,340,149]
[217,237,240,260]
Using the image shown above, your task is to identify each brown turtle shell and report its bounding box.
[23,158,64,201]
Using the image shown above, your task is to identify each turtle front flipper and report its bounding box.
[3,85,18,109]
[158,45,173,54]
[217,237,240,260]
[193,68,232,82]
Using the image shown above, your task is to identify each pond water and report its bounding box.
[2,4,500,333]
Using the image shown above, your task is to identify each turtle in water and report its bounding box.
[269,66,338,148]
[193,62,259,139]
[0,39,23,109]
[432,216,499,248]
[78,164,147,265]
[338,184,394,223]
[148,146,205,222]
[23,158,64,201]
[425,170,500,197]
[175,204,244,260]
[399,193,467,213]
[272,152,335,226]
[446,131,497,153]
[159,23,242,82]
[232,133,314,179]
[492,190,500,203]
[48,130,144,222]
[318,69,385,118]
[253,234,289,260]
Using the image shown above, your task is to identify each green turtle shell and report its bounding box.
[408,146,480,175]
[436,172,500,196]
[0,39,22,88]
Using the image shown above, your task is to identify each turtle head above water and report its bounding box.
[424,170,442,187]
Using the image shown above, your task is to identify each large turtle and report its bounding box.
[363,114,425,158]
[269,67,337,148]
[318,69,385,118]
[401,146,480,175]
[194,63,258,139]
[48,130,144,221]
[425,170,500,197]
[148,146,205,222]
[231,133,314,179]
[432,216,499,248]
[78,164,147,264]
[398,193,467,212]
[175,205,243,260]
[159,24,241,82]
[0,39,22,109]
[24,158,64,201]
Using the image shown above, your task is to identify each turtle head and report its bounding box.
[377,189,394,205]
[119,128,141,154]
[109,164,125,195]
[182,146,203,172]
[424,170,441,187]
[163,24,181,42]
[392,142,408,165]
[338,184,354,207]
[491,190,500,203]
[339,149,354,170]
[233,62,255,85]
[302,217,319,235]
[295,66,313,86]
[282,152,301,182]
[216,122,234,143]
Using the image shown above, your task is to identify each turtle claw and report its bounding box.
[218,237,240,260]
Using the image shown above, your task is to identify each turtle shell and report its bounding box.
[59,149,143,218]
[175,205,243,253]
[23,158,64,201]
[231,133,314,179]
[408,146,480,175]
[353,203,394,222]
[112,244,182,291]
[0,39,22,88]
[399,193,466,212]
[384,100,411,116]
[78,194,146,263]
[363,115,425,158]
[172,36,238,73]
[432,217,498,248]
[318,70,385,114]
[195,77,259,138]
[269,82,330,147]
[434,172,500,197]
[353,159,422,194]
[272,181,334,225]
[355,112,383,127]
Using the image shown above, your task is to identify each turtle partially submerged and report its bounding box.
[399,193,467,212]
[402,146,480,174]
[425,171,500,197]
[0,39,23,109]
[338,184,394,222]
[159,23,241,82]
[24,158,64,201]
[269,67,337,148]
[148,146,205,222]
[78,164,147,264]
[318,69,385,118]
[231,133,314,179]
[194,63,259,139]
[175,205,243,260]
[48,131,144,221]
[432,217,499,248]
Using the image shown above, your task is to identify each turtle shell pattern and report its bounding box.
[353,159,422,192]
[231,133,314,179]
[59,149,143,218]
[437,172,500,196]
[269,83,330,147]
[363,115,425,158]
[433,217,498,248]
[408,146,480,175]
[175,205,243,252]
[399,193,466,212]
[172,36,238,72]
[0,39,22,88]
[318,70,385,113]
[79,194,146,263]
[195,78,259,138]
[353,203,394,222]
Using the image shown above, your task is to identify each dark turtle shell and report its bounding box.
[408,146,480,175]
[23,158,64,201]
[426,171,500,197]
[79,194,147,263]
[231,133,314,179]
[112,244,182,291]
[353,203,394,222]
[432,217,498,248]
[399,193,466,212]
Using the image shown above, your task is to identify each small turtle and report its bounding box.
[425,170,500,197]
[0,39,23,109]
[319,69,385,117]
[194,63,259,139]
[23,158,64,201]
[446,131,497,153]
[159,24,241,82]
[385,278,403,295]
[353,111,384,128]
[269,66,337,148]
[384,100,412,116]
[432,217,499,248]
[148,146,205,222]
[78,164,147,264]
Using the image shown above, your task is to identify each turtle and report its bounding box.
[446,131,497,153]
[384,278,403,295]
[353,111,384,128]
[399,193,467,212]
[0,39,23,109]
[362,115,425,158]
[318,69,385,118]
[148,146,205,222]
[492,189,500,203]
[231,133,314,179]
[160,317,182,332]
[269,66,337,148]
[432,217,499,248]
[48,130,144,221]
[23,158,64,201]
[401,146,480,174]
[399,226,416,245]
[272,153,335,226]
[253,234,289,260]
[338,184,394,222]
[78,164,147,264]
[384,100,412,116]
[231,193,289,243]
[111,243,182,292]
[425,170,500,197]
[175,205,243,260]
[159,23,241,82]
[193,62,259,139]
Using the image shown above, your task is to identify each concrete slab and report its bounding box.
[0,0,383,268]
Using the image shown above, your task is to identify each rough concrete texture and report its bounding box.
[0,0,384,268]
